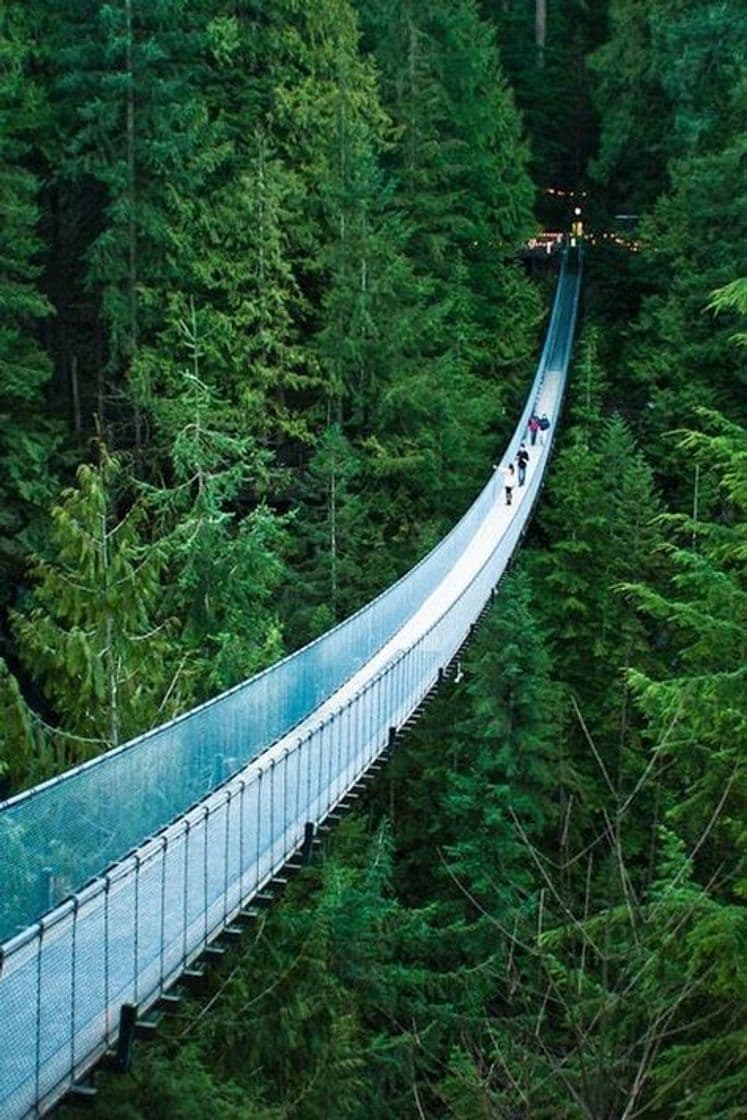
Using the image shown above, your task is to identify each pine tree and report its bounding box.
[289,424,371,638]
[136,300,288,697]
[589,0,673,210]
[271,0,461,602]
[483,0,607,190]
[184,824,400,1118]
[0,658,53,792]
[623,410,746,885]
[0,5,57,602]
[147,116,319,457]
[355,0,542,494]
[591,0,746,209]
[51,0,212,455]
[534,333,665,738]
[444,568,562,917]
[279,0,543,606]
[357,0,537,351]
[12,449,176,752]
[463,816,746,1119]
[589,0,747,497]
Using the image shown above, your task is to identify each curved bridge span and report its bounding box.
[0,252,582,1119]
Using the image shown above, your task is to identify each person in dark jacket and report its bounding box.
[517,443,530,486]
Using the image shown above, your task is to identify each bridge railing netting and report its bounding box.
[0,255,581,1120]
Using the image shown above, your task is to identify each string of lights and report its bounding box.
[525,189,642,254]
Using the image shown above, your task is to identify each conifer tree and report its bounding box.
[270,0,455,599]
[0,659,48,792]
[444,568,562,917]
[12,449,176,753]
[176,823,410,1118]
[51,0,211,455]
[534,334,664,739]
[590,0,746,209]
[589,0,747,496]
[0,5,57,601]
[623,411,746,884]
[351,0,541,539]
[455,815,746,1120]
[152,117,318,456]
[480,0,607,188]
[290,424,370,638]
[136,299,287,696]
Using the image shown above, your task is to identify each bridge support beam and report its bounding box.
[301,822,315,865]
[114,1003,137,1074]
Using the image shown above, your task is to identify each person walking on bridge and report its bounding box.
[517,443,530,486]
[503,462,516,506]
[528,414,540,446]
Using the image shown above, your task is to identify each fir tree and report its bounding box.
[590,0,747,497]
[534,333,665,739]
[52,0,211,454]
[0,5,57,603]
[12,448,176,752]
[623,411,746,885]
[357,0,538,354]
[444,568,562,917]
[290,424,371,638]
[136,299,287,697]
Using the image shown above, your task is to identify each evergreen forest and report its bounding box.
[0,0,745,1116]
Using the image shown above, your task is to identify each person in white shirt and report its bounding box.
[503,462,516,506]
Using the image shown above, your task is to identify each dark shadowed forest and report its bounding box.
[1,0,745,1116]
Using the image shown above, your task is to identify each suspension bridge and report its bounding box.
[0,250,582,1119]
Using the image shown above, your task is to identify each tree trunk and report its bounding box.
[535,0,547,68]
[125,0,141,456]
[71,354,82,436]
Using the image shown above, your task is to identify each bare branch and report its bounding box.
[571,693,617,798]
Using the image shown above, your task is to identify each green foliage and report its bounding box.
[173,823,424,1119]
[444,568,562,914]
[589,0,747,500]
[708,276,747,349]
[5,6,743,1118]
[143,126,318,452]
[137,300,288,695]
[623,412,746,885]
[441,804,746,1119]
[51,0,213,449]
[60,1043,266,1120]
[357,0,537,309]
[435,1046,497,1120]
[590,0,672,208]
[12,449,178,750]
[0,4,57,598]
[485,0,608,190]
[534,331,665,742]
[591,0,747,204]
[290,424,372,637]
[0,658,49,789]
